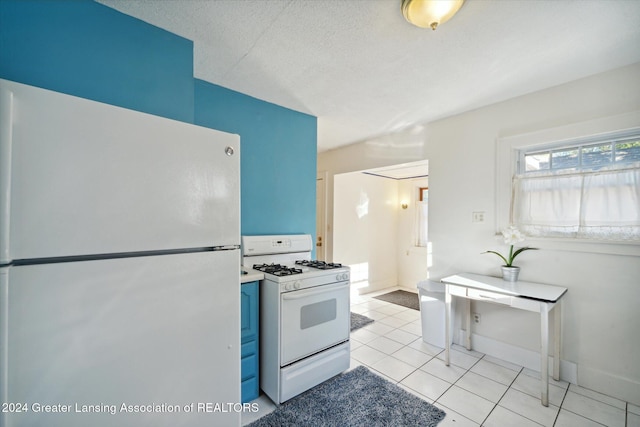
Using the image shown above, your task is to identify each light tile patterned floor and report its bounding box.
[242,288,639,426]
[348,289,638,427]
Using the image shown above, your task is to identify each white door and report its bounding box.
[280,282,349,365]
[0,250,240,427]
[0,79,239,263]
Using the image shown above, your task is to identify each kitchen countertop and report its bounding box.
[241,268,264,283]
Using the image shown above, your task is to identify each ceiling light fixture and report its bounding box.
[401,0,465,31]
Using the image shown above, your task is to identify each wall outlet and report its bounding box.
[472,211,485,223]
[473,312,481,323]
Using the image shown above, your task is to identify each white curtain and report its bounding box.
[512,167,640,241]
[417,200,428,247]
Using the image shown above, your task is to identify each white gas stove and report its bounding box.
[241,234,351,405]
[242,235,350,290]
[251,260,350,292]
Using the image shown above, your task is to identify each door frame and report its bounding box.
[316,171,328,261]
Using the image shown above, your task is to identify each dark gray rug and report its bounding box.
[350,312,374,331]
[247,366,445,426]
[373,290,419,311]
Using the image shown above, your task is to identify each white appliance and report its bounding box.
[0,79,241,427]
[241,235,350,404]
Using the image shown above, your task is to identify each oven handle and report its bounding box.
[281,282,349,300]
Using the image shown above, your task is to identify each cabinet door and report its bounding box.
[241,281,259,342]
[241,281,259,403]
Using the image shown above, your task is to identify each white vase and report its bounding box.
[501,266,520,282]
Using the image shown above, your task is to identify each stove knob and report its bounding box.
[284,283,293,291]
[294,281,301,290]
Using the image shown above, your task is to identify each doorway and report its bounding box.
[332,160,429,295]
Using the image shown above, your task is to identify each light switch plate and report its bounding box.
[472,211,485,223]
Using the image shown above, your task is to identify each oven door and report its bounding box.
[280,281,350,366]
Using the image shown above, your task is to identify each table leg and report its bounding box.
[540,302,549,407]
[445,285,451,366]
[466,299,471,350]
[553,301,561,381]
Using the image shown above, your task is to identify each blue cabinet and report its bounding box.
[241,281,259,403]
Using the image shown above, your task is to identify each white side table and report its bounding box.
[441,273,567,407]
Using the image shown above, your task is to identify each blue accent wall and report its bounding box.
[0,0,318,239]
[195,80,317,236]
[0,0,194,122]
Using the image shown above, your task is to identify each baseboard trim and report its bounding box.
[460,331,577,385]
[453,331,639,405]
[579,365,640,407]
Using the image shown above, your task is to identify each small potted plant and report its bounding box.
[483,226,537,282]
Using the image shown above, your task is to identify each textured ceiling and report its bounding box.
[98,0,640,152]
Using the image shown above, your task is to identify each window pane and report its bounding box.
[524,152,550,172]
[551,148,579,170]
[615,140,640,163]
[582,143,612,169]
[514,131,640,241]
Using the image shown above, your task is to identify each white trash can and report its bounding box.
[417,280,450,348]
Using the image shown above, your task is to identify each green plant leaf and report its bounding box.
[511,246,538,263]
[482,250,508,266]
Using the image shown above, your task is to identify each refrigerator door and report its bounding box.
[0,79,239,263]
[0,250,240,427]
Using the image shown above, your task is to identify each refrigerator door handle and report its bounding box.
[212,245,241,251]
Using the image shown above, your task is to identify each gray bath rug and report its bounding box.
[247,365,445,426]
[373,290,419,311]
[350,312,374,331]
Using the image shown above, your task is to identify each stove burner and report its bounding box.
[295,260,343,270]
[253,263,303,276]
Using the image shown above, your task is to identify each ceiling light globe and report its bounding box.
[401,0,465,30]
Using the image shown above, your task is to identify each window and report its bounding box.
[520,137,640,174]
[511,134,640,241]
[419,187,429,202]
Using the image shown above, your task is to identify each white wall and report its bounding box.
[318,62,640,405]
[334,172,398,293]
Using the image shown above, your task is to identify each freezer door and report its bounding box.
[0,79,239,262]
[0,251,240,427]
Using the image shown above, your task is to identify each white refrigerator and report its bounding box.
[0,79,241,426]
